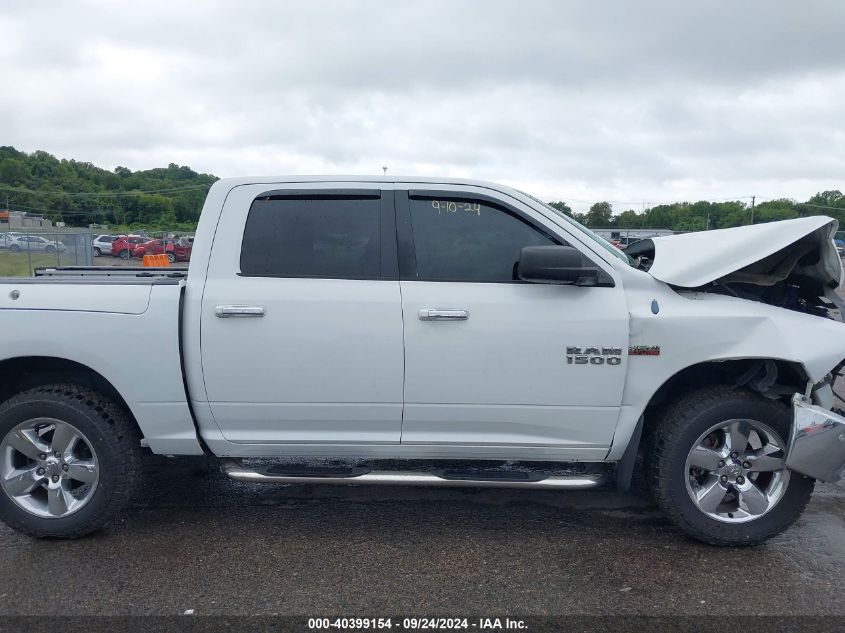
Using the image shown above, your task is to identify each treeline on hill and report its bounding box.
[1,146,844,232]
[548,193,845,232]
[0,146,217,230]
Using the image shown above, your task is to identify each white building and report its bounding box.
[1,210,53,229]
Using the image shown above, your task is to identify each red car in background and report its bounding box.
[111,235,149,260]
[172,238,193,263]
[136,238,192,263]
[135,238,173,260]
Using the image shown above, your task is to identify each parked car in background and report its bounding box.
[172,238,193,262]
[135,238,175,262]
[7,235,66,253]
[110,235,148,260]
[92,235,118,257]
[136,237,193,263]
[0,232,23,249]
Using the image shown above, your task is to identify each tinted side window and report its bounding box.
[240,196,382,278]
[408,197,558,282]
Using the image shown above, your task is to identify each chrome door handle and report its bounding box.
[215,305,266,318]
[418,308,469,321]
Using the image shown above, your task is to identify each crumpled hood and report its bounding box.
[624,216,842,289]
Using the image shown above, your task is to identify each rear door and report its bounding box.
[199,184,405,444]
[396,185,629,457]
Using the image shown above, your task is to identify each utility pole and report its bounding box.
[750,195,755,224]
[382,166,388,175]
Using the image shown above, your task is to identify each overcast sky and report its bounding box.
[2,1,844,211]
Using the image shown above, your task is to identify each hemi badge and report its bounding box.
[629,346,660,356]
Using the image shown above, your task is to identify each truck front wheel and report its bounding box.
[0,384,142,538]
[648,386,814,546]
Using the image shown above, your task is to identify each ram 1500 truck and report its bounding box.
[1,177,844,545]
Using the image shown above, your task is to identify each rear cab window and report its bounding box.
[238,190,396,280]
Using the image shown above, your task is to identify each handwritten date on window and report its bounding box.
[431,200,481,216]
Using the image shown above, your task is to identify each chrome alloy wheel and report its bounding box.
[0,418,99,518]
[685,419,790,523]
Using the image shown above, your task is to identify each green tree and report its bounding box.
[0,146,217,229]
[753,199,797,224]
[616,209,640,228]
[547,201,574,216]
[586,201,613,227]
[0,159,32,185]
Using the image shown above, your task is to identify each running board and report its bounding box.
[220,459,603,490]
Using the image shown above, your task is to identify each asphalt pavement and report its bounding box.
[0,456,842,617]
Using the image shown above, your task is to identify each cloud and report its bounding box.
[2,0,845,210]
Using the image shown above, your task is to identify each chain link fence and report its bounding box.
[591,228,677,246]
[0,229,94,276]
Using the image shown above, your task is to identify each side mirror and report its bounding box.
[517,246,608,286]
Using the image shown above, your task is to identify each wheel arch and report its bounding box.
[613,357,808,489]
[0,356,139,436]
[645,358,807,415]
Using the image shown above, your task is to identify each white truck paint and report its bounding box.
[1,176,843,460]
[632,216,840,288]
[1,176,844,543]
[0,280,199,455]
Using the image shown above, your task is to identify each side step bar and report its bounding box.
[220,459,603,490]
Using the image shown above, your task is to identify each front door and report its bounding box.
[396,186,629,456]
[199,184,404,444]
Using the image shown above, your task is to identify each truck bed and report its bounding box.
[0,270,202,454]
[33,265,188,281]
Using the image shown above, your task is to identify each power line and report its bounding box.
[557,195,844,213]
[0,183,211,197]
[762,200,845,212]
[554,195,756,205]
[802,203,845,211]
[4,201,120,217]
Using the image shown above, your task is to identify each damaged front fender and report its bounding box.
[787,394,845,482]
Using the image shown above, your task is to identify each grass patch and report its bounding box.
[0,251,66,276]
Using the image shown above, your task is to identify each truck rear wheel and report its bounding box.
[0,384,141,538]
[647,386,814,546]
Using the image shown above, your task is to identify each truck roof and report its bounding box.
[209,176,524,198]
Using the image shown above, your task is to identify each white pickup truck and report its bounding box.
[1,177,844,545]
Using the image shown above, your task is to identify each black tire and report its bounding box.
[45,245,55,253]
[10,245,20,253]
[647,386,814,546]
[119,249,131,260]
[166,252,176,264]
[93,247,101,257]
[0,384,142,538]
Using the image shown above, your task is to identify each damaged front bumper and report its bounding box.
[787,393,845,482]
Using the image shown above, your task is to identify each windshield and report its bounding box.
[517,190,634,265]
